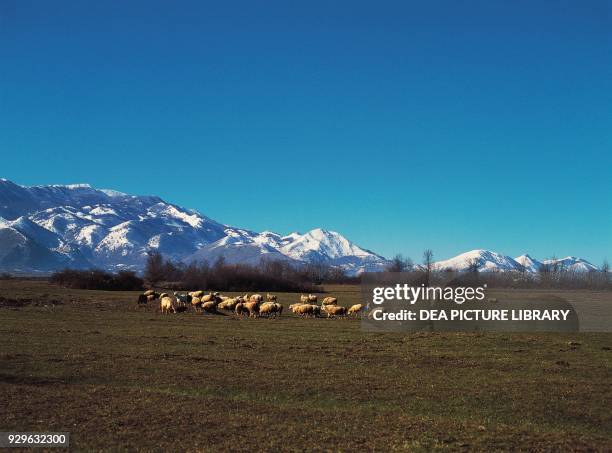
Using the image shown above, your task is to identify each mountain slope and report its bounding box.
[0,217,89,271]
[0,179,599,275]
[0,179,388,274]
[514,254,543,273]
[433,249,523,272]
[542,256,599,273]
[278,229,388,273]
[434,250,600,273]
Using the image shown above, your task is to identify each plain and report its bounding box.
[0,280,611,451]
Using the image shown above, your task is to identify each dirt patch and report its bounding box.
[0,296,63,308]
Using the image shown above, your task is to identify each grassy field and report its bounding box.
[0,280,611,451]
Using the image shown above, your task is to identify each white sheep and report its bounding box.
[160,296,175,314]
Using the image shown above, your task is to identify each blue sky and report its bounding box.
[1,0,610,264]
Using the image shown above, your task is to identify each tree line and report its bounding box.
[142,251,357,292]
[47,250,610,291]
[384,251,611,290]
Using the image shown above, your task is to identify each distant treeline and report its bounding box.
[473,269,610,290]
[418,269,611,290]
[384,253,611,290]
[46,251,610,292]
[50,269,144,291]
[143,251,356,292]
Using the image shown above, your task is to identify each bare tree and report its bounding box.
[602,259,609,274]
[423,249,434,286]
[466,257,480,273]
[144,250,165,284]
[386,254,413,272]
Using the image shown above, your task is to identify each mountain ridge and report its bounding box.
[0,180,601,275]
[0,179,388,274]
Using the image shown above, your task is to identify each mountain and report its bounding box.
[541,256,599,273]
[433,249,524,272]
[0,216,89,272]
[433,250,600,273]
[514,254,543,273]
[0,179,388,274]
[0,180,599,276]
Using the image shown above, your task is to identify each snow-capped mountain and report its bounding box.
[0,180,600,276]
[433,249,600,273]
[0,216,90,271]
[0,179,388,274]
[514,254,543,273]
[433,249,524,272]
[541,256,599,273]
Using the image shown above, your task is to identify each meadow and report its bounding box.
[0,280,611,451]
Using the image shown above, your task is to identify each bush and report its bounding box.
[50,269,144,291]
[142,253,358,292]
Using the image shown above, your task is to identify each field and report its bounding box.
[1,280,611,451]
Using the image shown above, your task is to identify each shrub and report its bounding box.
[50,269,144,291]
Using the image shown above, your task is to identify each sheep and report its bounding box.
[191,296,202,311]
[137,294,148,305]
[289,303,309,313]
[348,304,364,317]
[259,302,283,318]
[290,303,319,317]
[244,301,260,318]
[259,302,276,317]
[323,305,347,318]
[160,296,175,314]
[307,294,318,303]
[200,293,214,303]
[249,294,263,303]
[219,298,238,311]
[159,293,169,299]
[291,303,307,314]
[293,304,316,317]
[276,303,284,317]
[174,292,192,306]
[235,302,248,317]
[188,290,205,298]
[266,293,277,302]
[368,307,384,320]
[201,301,217,313]
[322,296,338,306]
[143,291,160,302]
[300,294,309,303]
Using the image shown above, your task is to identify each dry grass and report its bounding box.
[0,280,611,451]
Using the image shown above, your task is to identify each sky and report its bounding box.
[0,0,610,264]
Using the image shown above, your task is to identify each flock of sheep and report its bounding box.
[137,290,365,319]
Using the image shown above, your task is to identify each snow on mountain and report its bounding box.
[188,228,292,266]
[514,254,543,273]
[278,229,388,273]
[0,216,89,271]
[542,256,599,273]
[434,250,600,273]
[280,228,370,260]
[186,227,389,273]
[0,179,599,276]
[0,180,388,274]
[434,249,523,272]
